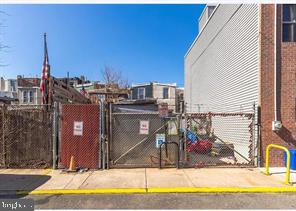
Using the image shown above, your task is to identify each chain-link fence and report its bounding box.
[0,104,53,168]
[59,104,100,169]
[110,112,181,168]
[183,112,255,167]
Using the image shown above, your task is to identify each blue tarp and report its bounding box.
[181,129,199,143]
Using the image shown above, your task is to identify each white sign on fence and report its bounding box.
[156,134,165,148]
[73,121,83,136]
[139,120,149,135]
[168,120,178,135]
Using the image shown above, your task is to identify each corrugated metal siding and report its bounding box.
[185,4,259,113]
[184,4,259,164]
[199,7,208,32]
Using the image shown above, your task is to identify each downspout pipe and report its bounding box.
[272,4,282,131]
[274,4,277,122]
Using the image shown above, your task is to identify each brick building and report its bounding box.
[185,4,296,166]
[260,4,296,166]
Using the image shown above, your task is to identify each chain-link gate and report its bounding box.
[0,104,53,168]
[109,112,181,168]
[59,104,100,169]
[183,112,255,167]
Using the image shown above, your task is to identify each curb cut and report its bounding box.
[9,187,296,195]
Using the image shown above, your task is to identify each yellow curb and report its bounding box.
[42,169,52,175]
[148,187,296,193]
[15,187,296,195]
[17,188,147,195]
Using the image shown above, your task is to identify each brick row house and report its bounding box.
[185,4,296,166]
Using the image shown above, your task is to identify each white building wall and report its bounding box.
[185,4,260,113]
[184,4,260,164]
[153,85,176,112]
[0,78,18,98]
[198,7,208,32]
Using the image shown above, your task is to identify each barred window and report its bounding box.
[163,87,169,99]
[138,88,145,99]
[29,91,34,103]
[23,91,28,103]
[207,6,216,18]
[282,4,296,42]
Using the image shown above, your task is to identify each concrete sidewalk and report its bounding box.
[0,167,295,195]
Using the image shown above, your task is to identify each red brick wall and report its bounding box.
[260,4,296,166]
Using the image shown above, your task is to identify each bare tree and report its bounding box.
[101,66,130,88]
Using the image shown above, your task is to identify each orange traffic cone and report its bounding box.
[68,156,76,172]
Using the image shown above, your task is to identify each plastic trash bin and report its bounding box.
[284,149,296,170]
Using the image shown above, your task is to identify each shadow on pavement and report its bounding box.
[0,174,51,199]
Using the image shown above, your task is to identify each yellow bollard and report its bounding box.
[265,144,291,185]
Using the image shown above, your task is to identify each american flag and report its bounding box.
[80,85,87,96]
[40,33,50,105]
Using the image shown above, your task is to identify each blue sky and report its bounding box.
[0,4,204,87]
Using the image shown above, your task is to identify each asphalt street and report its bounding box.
[2,193,296,209]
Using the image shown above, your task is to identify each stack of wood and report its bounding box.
[48,77,90,105]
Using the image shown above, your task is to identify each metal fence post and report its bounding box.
[252,103,256,166]
[98,101,102,169]
[178,114,183,167]
[99,100,107,170]
[106,102,111,170]
[102,102,107,170]
[105,101,109,170]
[52,101,58,169]
[58,102,62,167]
[256,104,262,167]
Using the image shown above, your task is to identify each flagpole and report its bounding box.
[44,33,48,109]
[40,32,51,109]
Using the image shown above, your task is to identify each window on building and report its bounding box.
[163,87,169,99]
[23,91,27,103]
[207,6,216,18]
[138,88,145,99]
[283,4,296,42]
[10,80,16,92]
[29,91,34,103]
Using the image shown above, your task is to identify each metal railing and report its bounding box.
[265,144,291,185]
[159,141,179,169]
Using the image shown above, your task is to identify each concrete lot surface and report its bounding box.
[0,167,293,193]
